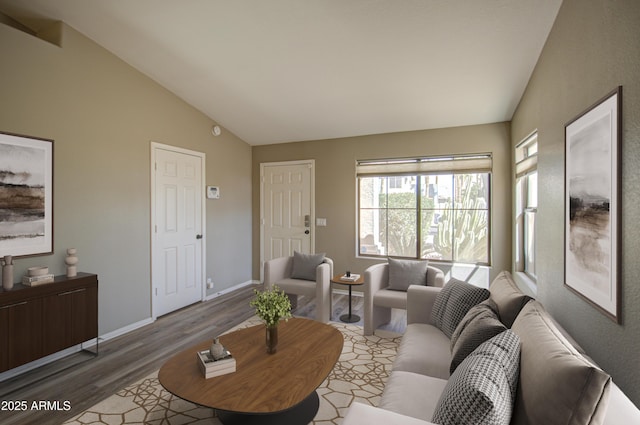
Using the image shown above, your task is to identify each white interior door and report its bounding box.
[261,161,314,280]
[152,143,204,317]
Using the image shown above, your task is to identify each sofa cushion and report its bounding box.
[449,299,506,374]
[290,251,325,281]
[380,371,448,422]
[488,271,532,328]
[431,278,490,338]
[393,323,452,380]
[388,258,428,291]
[511,301,611,425]
[344,401,438,425]
[432,330,521,425]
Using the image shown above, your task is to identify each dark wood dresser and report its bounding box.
[0,272,98,373]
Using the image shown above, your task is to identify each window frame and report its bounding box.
[356,154,492,266]
[515,133,538,282]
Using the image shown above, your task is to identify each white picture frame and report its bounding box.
[564,87,622,323]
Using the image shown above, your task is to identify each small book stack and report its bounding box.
[341,273,360,282]
[22,267,55,286]
[196,349,236,379]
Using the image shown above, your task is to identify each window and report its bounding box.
[515,133,538,280]
[357,154,491,265]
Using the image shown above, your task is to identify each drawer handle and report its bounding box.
[0,301,27,310]
[59,288,86,296]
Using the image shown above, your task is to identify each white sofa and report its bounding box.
[343,271,640,425]
[263,254,333,323]
[364,260,445,336]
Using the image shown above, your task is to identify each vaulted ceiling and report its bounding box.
[0,0,562,145]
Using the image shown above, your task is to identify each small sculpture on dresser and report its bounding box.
[65,248,78,277]
[1,255,14,291]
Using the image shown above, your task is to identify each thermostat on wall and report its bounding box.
[207,186,220,199]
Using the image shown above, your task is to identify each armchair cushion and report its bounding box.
[431,278,490,338]
[291,251,325,281]
[449,299,506,374]
[388,258,428,291]
[432,330,521,425]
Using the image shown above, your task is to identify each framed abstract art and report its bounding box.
[0,131,54,258]
[564,87,622,323]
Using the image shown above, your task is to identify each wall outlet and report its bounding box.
[206,277,213,289]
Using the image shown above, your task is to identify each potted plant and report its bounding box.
[250,285,292,354]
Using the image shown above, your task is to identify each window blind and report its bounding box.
[515,155,538,179]
[356,153,492,177]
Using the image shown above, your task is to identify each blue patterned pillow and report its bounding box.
[432,330,521,425]
[431,278,490,338]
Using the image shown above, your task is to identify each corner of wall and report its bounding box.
[37,20,64,47]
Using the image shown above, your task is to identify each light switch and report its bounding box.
[316,218,327,226]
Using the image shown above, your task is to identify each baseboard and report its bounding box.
[98,317,156,342]
[204,279,257,301]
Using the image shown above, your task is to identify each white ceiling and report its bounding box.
[0,0,562,145]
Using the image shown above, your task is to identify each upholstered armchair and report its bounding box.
[363,259,445,335]
[263,252,334,323]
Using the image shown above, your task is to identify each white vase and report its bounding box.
[2,255,13,291]
[65,248,78,277]
[2,263,13,291]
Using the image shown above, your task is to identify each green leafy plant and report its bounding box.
[250,285,292,328]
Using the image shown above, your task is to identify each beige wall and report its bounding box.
[0,22,253,335]
[252,122,512,286]
[511,0,640,405]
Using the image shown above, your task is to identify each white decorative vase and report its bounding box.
[65,248,78,278]
[2,255,14,291]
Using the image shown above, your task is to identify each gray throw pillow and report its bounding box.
[388,258,428,291]
[489,271,532,328]
[449,299,506,374]
[291,251,325,281]
[432,330,521,425]
[431,278,490,338]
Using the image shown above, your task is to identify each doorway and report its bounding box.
[151,143,205,318]
[260,160,315,281]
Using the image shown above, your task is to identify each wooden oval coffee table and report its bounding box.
[158,317,343,425]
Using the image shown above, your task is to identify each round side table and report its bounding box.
[331,274,364,323]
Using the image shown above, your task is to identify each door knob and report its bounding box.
[305,230,310,235]
[196,234,203,239]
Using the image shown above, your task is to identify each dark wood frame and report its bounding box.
[564,86,622,323]
[0,131,54,258]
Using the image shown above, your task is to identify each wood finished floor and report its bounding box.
[0,285,406,425]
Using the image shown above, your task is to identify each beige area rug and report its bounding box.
[64,317,401,425]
